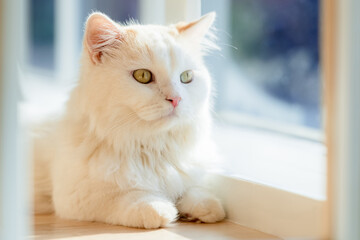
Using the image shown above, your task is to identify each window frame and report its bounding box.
[328,0,360,238]
[1,0,30,239]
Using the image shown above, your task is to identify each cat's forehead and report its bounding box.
[123,24,190,73]
[125,25,179,51]
[126,24,177,40]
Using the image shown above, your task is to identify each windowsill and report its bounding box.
[31,214,280,240]
[207,122,327,239]
[211,121,326,201]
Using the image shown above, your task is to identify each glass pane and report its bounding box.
[80,0,139,28]
[29,0,55,70]
[202,0,321,130]
[27,0,139,72]
[80,0,139,52]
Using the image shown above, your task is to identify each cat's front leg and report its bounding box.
[176,187,225,223]
[54,181,178,228]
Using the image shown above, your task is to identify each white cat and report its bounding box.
[33,12,225,229]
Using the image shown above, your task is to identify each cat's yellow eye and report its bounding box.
[133,69,152,84]
[180,70,193,84]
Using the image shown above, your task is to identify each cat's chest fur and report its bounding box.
[86,125,198,201]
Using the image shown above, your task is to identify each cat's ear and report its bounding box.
[176,12,216,41]
[84,12,123,64]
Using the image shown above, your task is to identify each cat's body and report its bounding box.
[33,12,225,228]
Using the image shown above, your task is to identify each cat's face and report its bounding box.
[81,13,215,131]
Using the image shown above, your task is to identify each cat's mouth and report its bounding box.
[155,108,183,126]
[159,108,178,120]
[135,106,179,123]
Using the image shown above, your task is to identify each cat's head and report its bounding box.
[78,12,216,134]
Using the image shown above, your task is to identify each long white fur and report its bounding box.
[33,12,225,229]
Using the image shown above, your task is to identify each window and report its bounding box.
[201,1,327,237]
[81,0,139,23]
[202,0,325,191]
[24,0,139,79]
[202,0,322,139]
[29,0,55,71]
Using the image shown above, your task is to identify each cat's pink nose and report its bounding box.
[166,96,181,108]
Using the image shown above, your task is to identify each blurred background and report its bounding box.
[25,0,321,138]
[28,0,139,71]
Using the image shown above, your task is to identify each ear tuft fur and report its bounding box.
[85,12,124,64]
[176,12,219,54]
[176,12,216,36]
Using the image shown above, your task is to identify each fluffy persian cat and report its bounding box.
[33,12,225,229]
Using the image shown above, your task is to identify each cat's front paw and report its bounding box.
[124,199,178,229]
[182,197,225,223]
[177,188,225,223]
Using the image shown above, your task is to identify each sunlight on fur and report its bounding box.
[33,11,225,229]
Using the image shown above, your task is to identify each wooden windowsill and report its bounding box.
[31,214,280,240]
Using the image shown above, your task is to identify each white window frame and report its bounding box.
[54,0,81,85]
[1,0,30,239]
[332,0,360,238]
[140,0,201,25]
